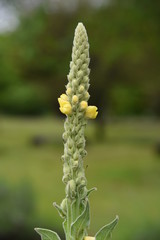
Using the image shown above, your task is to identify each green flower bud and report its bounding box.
[60,198,67,212]
[79,85,85,93]
[73,151,79,161]
[63,163,70,175]
[66,180,76,198]
[77,70,83,78]
[73,161,79,169]
[62,132,68,142]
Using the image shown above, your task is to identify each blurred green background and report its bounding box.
[0,0,160,240]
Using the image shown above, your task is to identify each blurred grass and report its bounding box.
[0,116,160,240]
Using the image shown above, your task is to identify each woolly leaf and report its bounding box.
[63,219,67,237]
[95,215,119,240]
[86,187,97,197]
[35,228,61,240]
[53,202,66,218]
[71,200,90,240]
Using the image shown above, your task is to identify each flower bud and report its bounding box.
[72,95,78,103]
[72,79,78,88]
[73,161,79,169]
[76,50,80,58]
[63,164,70,175]
[62,132,67,142]
[80,179,86,187]
[79,85,84,93]
[80,186,88,198]
[68,137,73,148]
[83,76,88,83]
[60,198,67,212]
[68,73,73,81]
[73,151,79,161]
[80,101,88,110]
[76,59,82,66]
[69,180,76,191]
[84,92,90,100]
[77,172,86,183]
[77,70,83,78]
[72,64,78,73]
[69,61,73,68]
[66,88,72,95]
[81,63,87,70]
[62,174,70,184]
[80,53,86,61]
[66,180,76,198]
[60,94,68,101]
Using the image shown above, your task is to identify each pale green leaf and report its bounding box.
[35,228,61,240]
[86,187,97,197]
[53,202,66,218]
[62,219,67,237]
[95,215,119,240]
[71,200,90,240]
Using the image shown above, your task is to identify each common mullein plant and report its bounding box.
[35,23,118,240]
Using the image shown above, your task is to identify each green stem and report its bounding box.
[75,197,80,219]
[66,198,72,240]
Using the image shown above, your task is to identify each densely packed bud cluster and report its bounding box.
[58,23,98,204]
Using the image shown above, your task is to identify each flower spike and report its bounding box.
[36,22,118,240]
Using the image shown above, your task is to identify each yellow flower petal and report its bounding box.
[84,237,95,240]
[80,101,88,110]
[58,95,72,115]
[60,94,68,101]
[60,103,72,115]
[85,106,98,119]
[58,98,68,108]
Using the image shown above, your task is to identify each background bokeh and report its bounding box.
[0,0,160,240]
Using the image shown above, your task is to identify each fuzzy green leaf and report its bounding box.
[53,202,66,218]
[35,228,61,240]
[95,215,119,240]
[86,187,97,197]
[62,219,67,237]
[71,200,90,240]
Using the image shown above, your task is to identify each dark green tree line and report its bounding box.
[0,0,160,117]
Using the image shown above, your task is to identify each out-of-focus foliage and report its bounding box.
[0,0,160,116]
[0,180,35,240]
[1,117,160,240]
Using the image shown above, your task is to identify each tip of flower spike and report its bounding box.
[77,22,84,27]
[76,22,87,33]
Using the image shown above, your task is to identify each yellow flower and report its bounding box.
[60,94,68,101]
[84,237,95,240]
[58,97,72,115]
[85,106,98,119]
[80,101,88,110]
